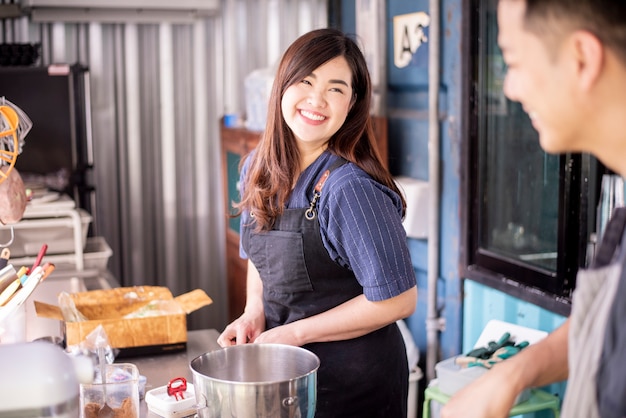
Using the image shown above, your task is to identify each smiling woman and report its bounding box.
[217,28,417,418]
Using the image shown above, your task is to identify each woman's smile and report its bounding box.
[281,55,354,149]
[299,109,327,123]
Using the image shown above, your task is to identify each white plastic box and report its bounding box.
[145,382,196,418]
[394,176,429,239]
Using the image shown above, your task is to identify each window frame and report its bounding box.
[462,0,602,316]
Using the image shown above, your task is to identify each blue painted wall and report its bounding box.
[342,4,568,412]
[341,0,464,362]
[383,0,464,363]
[462,281,567,353]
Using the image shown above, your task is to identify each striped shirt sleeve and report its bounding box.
[318,164,416,301]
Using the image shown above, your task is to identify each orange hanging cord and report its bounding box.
[0,105,20,184]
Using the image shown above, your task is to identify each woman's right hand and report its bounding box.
[218,260,266,347]
[217,311,266,347]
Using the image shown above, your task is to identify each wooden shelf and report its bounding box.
[220,122,260,321]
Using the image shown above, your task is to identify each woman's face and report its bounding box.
[281,56,354,152]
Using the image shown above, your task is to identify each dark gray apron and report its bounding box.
[242,160,409,417]
[561,209,626,418]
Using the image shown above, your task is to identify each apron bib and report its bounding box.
[241,160,409,418]
[561,209,626,418]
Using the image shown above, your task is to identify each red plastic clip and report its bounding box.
[167,377,187,401]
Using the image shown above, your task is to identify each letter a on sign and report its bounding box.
[393,12,431,68]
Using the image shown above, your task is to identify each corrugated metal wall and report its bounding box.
[1,0,327,331]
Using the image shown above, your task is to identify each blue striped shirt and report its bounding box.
[240,151,416,301]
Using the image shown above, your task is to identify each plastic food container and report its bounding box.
[435,356,487,396]
[145,382,196,418]
[435,356,530,404]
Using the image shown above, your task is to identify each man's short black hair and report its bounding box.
[522,0,626,64]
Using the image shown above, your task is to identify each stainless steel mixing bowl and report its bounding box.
[190,343,320,418]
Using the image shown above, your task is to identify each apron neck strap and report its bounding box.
[305,157,348,220]
[593,207,626,268]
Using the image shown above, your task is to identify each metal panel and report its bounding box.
[221,0,327,119]
[22,0,220,23]
[21,0,220,12]
[1,0,328,332]
[30,9,216,24]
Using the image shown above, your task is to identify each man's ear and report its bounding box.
[571,30,604,91]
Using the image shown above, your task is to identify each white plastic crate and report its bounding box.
[51,236,112,271]
[0,208,91,258]
[10,236,112,272]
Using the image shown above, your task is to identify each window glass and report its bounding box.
[476,5,560,272]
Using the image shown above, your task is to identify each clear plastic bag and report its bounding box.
[123,299,183,319]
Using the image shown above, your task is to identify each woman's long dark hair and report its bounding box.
[236,28,406,231]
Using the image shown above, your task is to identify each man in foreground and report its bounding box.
[442,0,626,417]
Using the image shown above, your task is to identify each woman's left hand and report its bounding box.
[253,323,302,346]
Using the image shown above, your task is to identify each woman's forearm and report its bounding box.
[290,285,417,345]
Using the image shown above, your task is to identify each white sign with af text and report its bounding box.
[393,11,430,68]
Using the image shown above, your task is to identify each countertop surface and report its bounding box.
[129,328,221,417]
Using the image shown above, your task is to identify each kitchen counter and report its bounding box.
[130,328,221,417]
